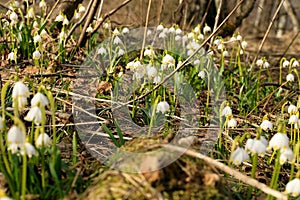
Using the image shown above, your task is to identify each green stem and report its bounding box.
[21,152,27,200]
[247,153,258,199]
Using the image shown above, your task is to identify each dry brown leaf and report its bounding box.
[97,81,112,94]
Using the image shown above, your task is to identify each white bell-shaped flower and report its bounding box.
[288,104,297,114]
[21,143,37,158]
[24,107,42,125]
[7,126,25,153]
[228,118,237,128]
[289,114,298,124]
[221,106,232,117]
[31,93,49,107]
[203,25,211,35]
[162,54,175,68]
[285,178,300,197]
[286,74,295,82]
[280,147,294,165]
[156,101,170,114]
[36,133,52,148]
[283,60,290,68]
[33,50,41,60]
[268,132,289,151]
[260,119,273,130]
[198,71,205,79]
[231,147,249,165]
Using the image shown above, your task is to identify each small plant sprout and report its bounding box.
[0,116,3,130]
[156,101,170,114]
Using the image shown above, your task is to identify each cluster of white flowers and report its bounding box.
[245,136,268,156]
[74,4,86,19]
[126,60,146,80]
[256,58,270,68]
[161,54,175,69]
[6,82,53,158]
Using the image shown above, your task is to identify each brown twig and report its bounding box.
[199,0,213,28]
[45,0,61,22]
[65,0,94,42]
[163,144,288,200]
[276,30,300,66]
[91,0,133,36]
[251,0,285,70]
[77,0,100,47]
[140,0,152,60]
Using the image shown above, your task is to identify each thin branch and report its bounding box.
[140,0,152,60]
[45,0,61,22]
[210,0,223,45]
[163,144,288,200]
[91,0,133,35]
[65,0,94,42]
[251,0,285,70]
[277,30,300,66]
[199,0,213,28]
[97,0,104,20]
[78,0,100,47]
